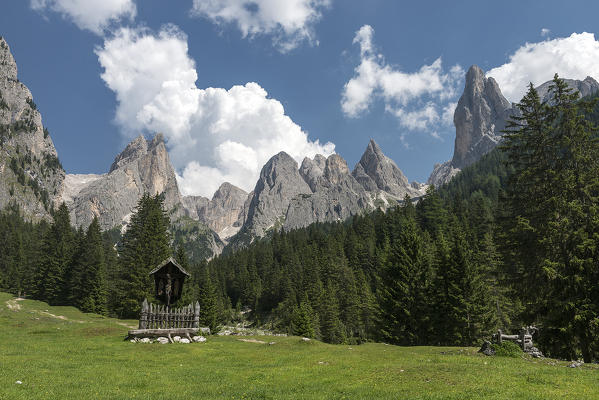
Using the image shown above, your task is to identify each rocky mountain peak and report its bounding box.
[0,38,17,81]
[299,155,326,192]
[0,37,65,220]
[323,154,350,185]
[352,138,414,198]
[243,151,311,238]
[452,64,512,170]
[65,133,181,230]
[109,135,148,173]
[535,76,599,102]
[213,182,246,202]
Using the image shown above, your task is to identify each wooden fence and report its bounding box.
[138,298,200,330]
[495,328,534,351]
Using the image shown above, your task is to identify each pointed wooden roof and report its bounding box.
[148,257,190,276]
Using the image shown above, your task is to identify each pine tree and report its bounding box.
[319,281,346,344]
[33,203,75,305]
[290,301,316,338]
[379,208,427,345]
[70,217,107,314]
[174,244,194,307]
[114,193,172,318]
[197,261,219,332]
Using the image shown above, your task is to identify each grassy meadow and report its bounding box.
[0,292,597,400]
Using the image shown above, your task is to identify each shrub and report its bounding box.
[491,341,523,357]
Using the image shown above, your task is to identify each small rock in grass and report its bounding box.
[301,337,311,342]
[173,336,181,343]
[193,336,207,343]
[15,381,22,385]
[180,338,190,344]
[568,361,583,368]
[157,337,169,344]
[268,342,276,345]
[140,337,151,343]
[130,339,136,343]
[200,327,211,335]
[478,340,495,356]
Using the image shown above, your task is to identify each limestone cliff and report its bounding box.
[0,37,65,220]
[64,134,181,230]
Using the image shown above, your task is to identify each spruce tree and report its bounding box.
[34,203,75,305]
[290,301,316,338]
[197,261,219,333]
[114,193,172,318]
[70,217,107,314]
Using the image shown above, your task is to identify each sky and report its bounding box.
[2,0,599,197]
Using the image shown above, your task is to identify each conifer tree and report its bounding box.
[319,281,346,344]
[290,301,316,338]
[33,203,75,305]
[114,193,172,318]
[378,210,426,345]
[197,261,219,332]
[70,217,107,314]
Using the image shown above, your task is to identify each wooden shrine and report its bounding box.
[149,257,190,306]
[127,257,201,343]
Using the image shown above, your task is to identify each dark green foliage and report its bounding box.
[501,76,599,362]
[33,203,76,305]
[491,341,523,357]
[113,193,172,318]
[196,261,220,332]
[26,97,37,111]
[290,301,316,338]
[69,217,107,314]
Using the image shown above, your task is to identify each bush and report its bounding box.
[491,341,523,357]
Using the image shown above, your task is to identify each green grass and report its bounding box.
[0,292,597,400]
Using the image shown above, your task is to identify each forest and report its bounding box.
[1,76,599,362]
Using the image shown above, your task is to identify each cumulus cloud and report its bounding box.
[30,0,136,35]
[487,32,599,102]
[341,25,463,135]
[190,0,331,52]
[96,26,334,197]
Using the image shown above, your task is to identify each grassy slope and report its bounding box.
[0,292,596,400]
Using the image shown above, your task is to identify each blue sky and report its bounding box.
[2,0,599,197]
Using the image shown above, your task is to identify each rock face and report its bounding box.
[64,134,182,230]
[536,76,599,103]
[428,66,599,187]
[0,37,65,220]
[353,139,422,198]
[181,182,249,240]
[231,141,426,247]
[242,152,312,238]
[452,65,512,170]
[285,154,372,231]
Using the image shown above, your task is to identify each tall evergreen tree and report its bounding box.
[70,217,107,314]
[113,193,172,318]
[33,203,75,305]
[197,261,219,333]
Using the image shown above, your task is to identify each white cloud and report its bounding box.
[541,28,550,37]
[190,0,331,52]
[30,0,136,35]
[96,26,334,198]
[341,25,462,135]
[487,32,599,102]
